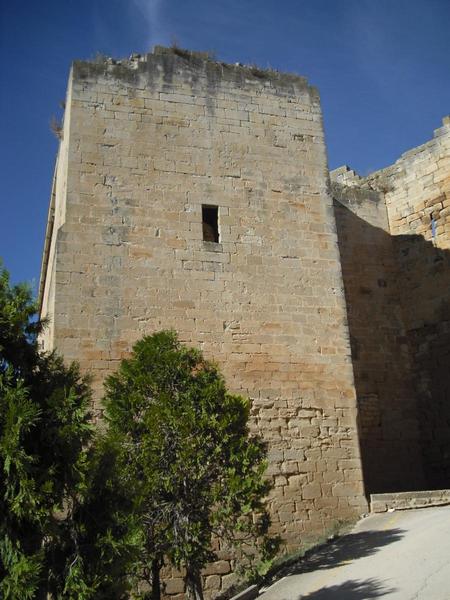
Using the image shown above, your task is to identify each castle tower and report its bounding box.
[39,47,367,590]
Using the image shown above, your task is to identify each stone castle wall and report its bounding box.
[39,47,367,597]
[332,117,450,491]
[39,75,75,353]
[331,181,424,493]
[380,119,450,488]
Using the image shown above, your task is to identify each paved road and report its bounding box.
[259,505,450,600]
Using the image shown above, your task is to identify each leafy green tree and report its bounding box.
[104,330,276,600]
[0,264,93,598]
[0,264,140,599]
[49,433,143,599]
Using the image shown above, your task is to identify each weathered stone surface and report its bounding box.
[371,489,450,513]
[38,45,450,599]
[331,116,450,493]
[39,46,367,597]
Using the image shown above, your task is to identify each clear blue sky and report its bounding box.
[1,0,449,289]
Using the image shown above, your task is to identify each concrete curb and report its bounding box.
[228,584,259,600]
[370,489,450,513]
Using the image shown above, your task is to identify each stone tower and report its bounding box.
[39,46,368,594]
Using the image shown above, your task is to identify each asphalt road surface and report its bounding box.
[259,505,450,600]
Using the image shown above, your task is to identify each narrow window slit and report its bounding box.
[202,205,219,243]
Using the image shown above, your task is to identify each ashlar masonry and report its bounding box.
[39,46,450,597]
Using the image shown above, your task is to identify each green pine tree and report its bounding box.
[0,263,140,599]
[104,330,277,600]
[49,432,143,599]
[0,264,93,598]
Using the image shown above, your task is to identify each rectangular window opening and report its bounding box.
[202,205,219,243]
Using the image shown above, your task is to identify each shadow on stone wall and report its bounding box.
[334,201,450,493]
[394,234,450,489]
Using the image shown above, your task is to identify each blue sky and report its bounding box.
[1,0,449,288]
